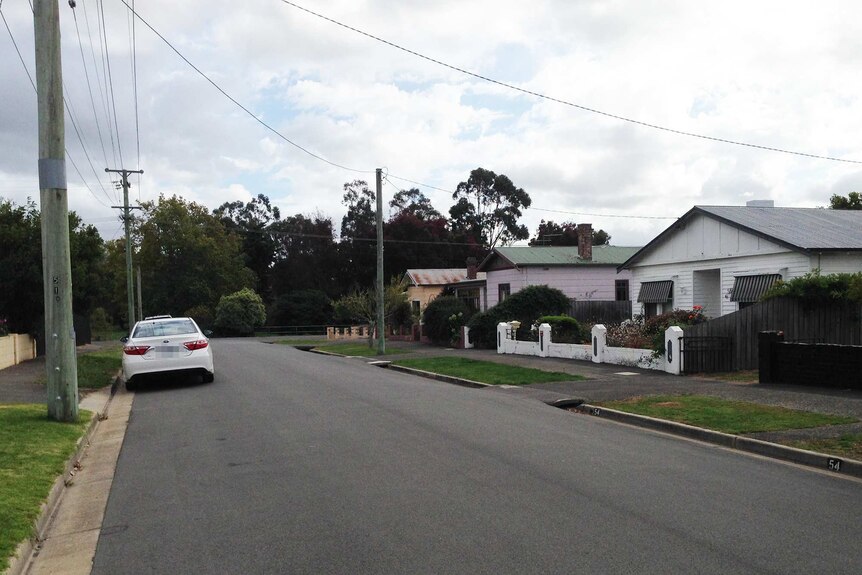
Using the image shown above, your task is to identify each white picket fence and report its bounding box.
[491,322,685,375]
[0,333,37,371]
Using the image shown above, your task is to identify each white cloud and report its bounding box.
[1,0,861,249]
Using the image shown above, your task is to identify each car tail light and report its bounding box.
[183,340,209,351]
[123,345,151,356]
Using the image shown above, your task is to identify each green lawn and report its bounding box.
[393,357,583,386]
[310,342,407,357]
[598,395,856,435]
[37,347,122,389]
[77,346,122,389]
[784,434,862,461]
[0,405,92,572]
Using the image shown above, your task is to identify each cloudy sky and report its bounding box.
[2,0,861,246]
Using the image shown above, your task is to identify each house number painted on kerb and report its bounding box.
[591,408,601,416]
[828,458,843,472]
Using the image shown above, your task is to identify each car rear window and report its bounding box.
[133,319,198,338]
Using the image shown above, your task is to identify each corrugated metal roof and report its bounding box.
[405,269,471,286]
[730,274,781,302]
[697,206,862,250]
[491,245,641,266]
[637,280,674,303]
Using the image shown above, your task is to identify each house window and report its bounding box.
[637,280,674,319]
[498,283,511,302]
[730,274,781,308]
[411,300,421,316]
[457,288,480,312]
[615,280,630,302]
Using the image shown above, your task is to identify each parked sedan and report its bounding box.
[122,316,214,390]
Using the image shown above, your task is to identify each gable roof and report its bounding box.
[619,205,862,270]
[404,269,485,286]
[478,245,641,270]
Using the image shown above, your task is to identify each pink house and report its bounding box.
[478,225,640,309]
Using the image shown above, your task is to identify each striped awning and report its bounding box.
[637,280,673,303]
[730,274,781,302]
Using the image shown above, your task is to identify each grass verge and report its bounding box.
[598,395,856,435]
[393,357,583,386]
[698,370,759,384]
[77,346,122,389]
[783,434,862,461]
[0,405,92,572]
[309,342,407,357]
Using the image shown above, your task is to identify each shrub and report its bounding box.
[467,285,571,348]
[534,315,587,343]
[763,271,862,305]
[214,288,266,336]
[422,296,470,345]
[606,319,652,349]
[89,307,113,335]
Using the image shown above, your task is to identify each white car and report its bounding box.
[122,316,214,389]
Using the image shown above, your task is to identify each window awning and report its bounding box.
[637,280,673,303]
[730,274,781,302]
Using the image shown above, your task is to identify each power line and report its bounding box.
[278,0,862,166]
[99,0,125,168]
[1,5,110,208]
[117,0,373,176]
[83,0,118,171]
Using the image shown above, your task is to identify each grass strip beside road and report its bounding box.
[0,405,92,572]
[77,346,122,389]
[393,357,583,386]
[783,434,862,461]
[278,340,409,357]
[598,395,856,435]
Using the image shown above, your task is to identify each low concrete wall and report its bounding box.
[0,333,37,370]
[497,322,680,374]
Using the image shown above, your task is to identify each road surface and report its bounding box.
[92,339,862,574]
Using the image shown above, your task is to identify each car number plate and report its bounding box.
[156,346,181,355]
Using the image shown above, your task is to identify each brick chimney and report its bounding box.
[466,257,478,280]
[577,224,592,261]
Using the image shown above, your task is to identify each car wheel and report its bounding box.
[125,377,137,391]
[202,372,214,383]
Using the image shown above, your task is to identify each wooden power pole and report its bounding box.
[34,0,78,421]
[375,168,385,354]
[107,168,143,329]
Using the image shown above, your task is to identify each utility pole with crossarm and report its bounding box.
[107,168,144,329]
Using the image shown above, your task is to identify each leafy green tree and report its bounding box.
[339,180,378,290]
[449,167,531,249]
[389,188,443,220]
[270,212,340,298]
[829,192,862,210]
[135,195,255,318]
[331,276,409,346]
[0,198,105,333]
[214,194,281,300]
[268,290,333,326]
[214,288,266,336]
[529,220,611,246]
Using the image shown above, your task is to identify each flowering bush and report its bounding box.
[0,318,8,337]
[604,307,708,356]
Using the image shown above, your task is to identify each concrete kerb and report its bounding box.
[572,403,862,480]
[4,372,122,575]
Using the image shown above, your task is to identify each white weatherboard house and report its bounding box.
[478,225,640,308]
[618,202,862,319]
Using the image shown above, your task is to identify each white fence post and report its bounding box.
[497,322,509,354]
[591,324,607,363]
[462,326,474,349]
[664,326,684,375]
[538,323,551,358]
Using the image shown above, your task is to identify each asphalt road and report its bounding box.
[92,339,862,574]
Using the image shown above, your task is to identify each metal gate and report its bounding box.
[681,336,732,374]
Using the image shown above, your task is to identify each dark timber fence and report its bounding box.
[683,297,862,370]
[569,300,632,324]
